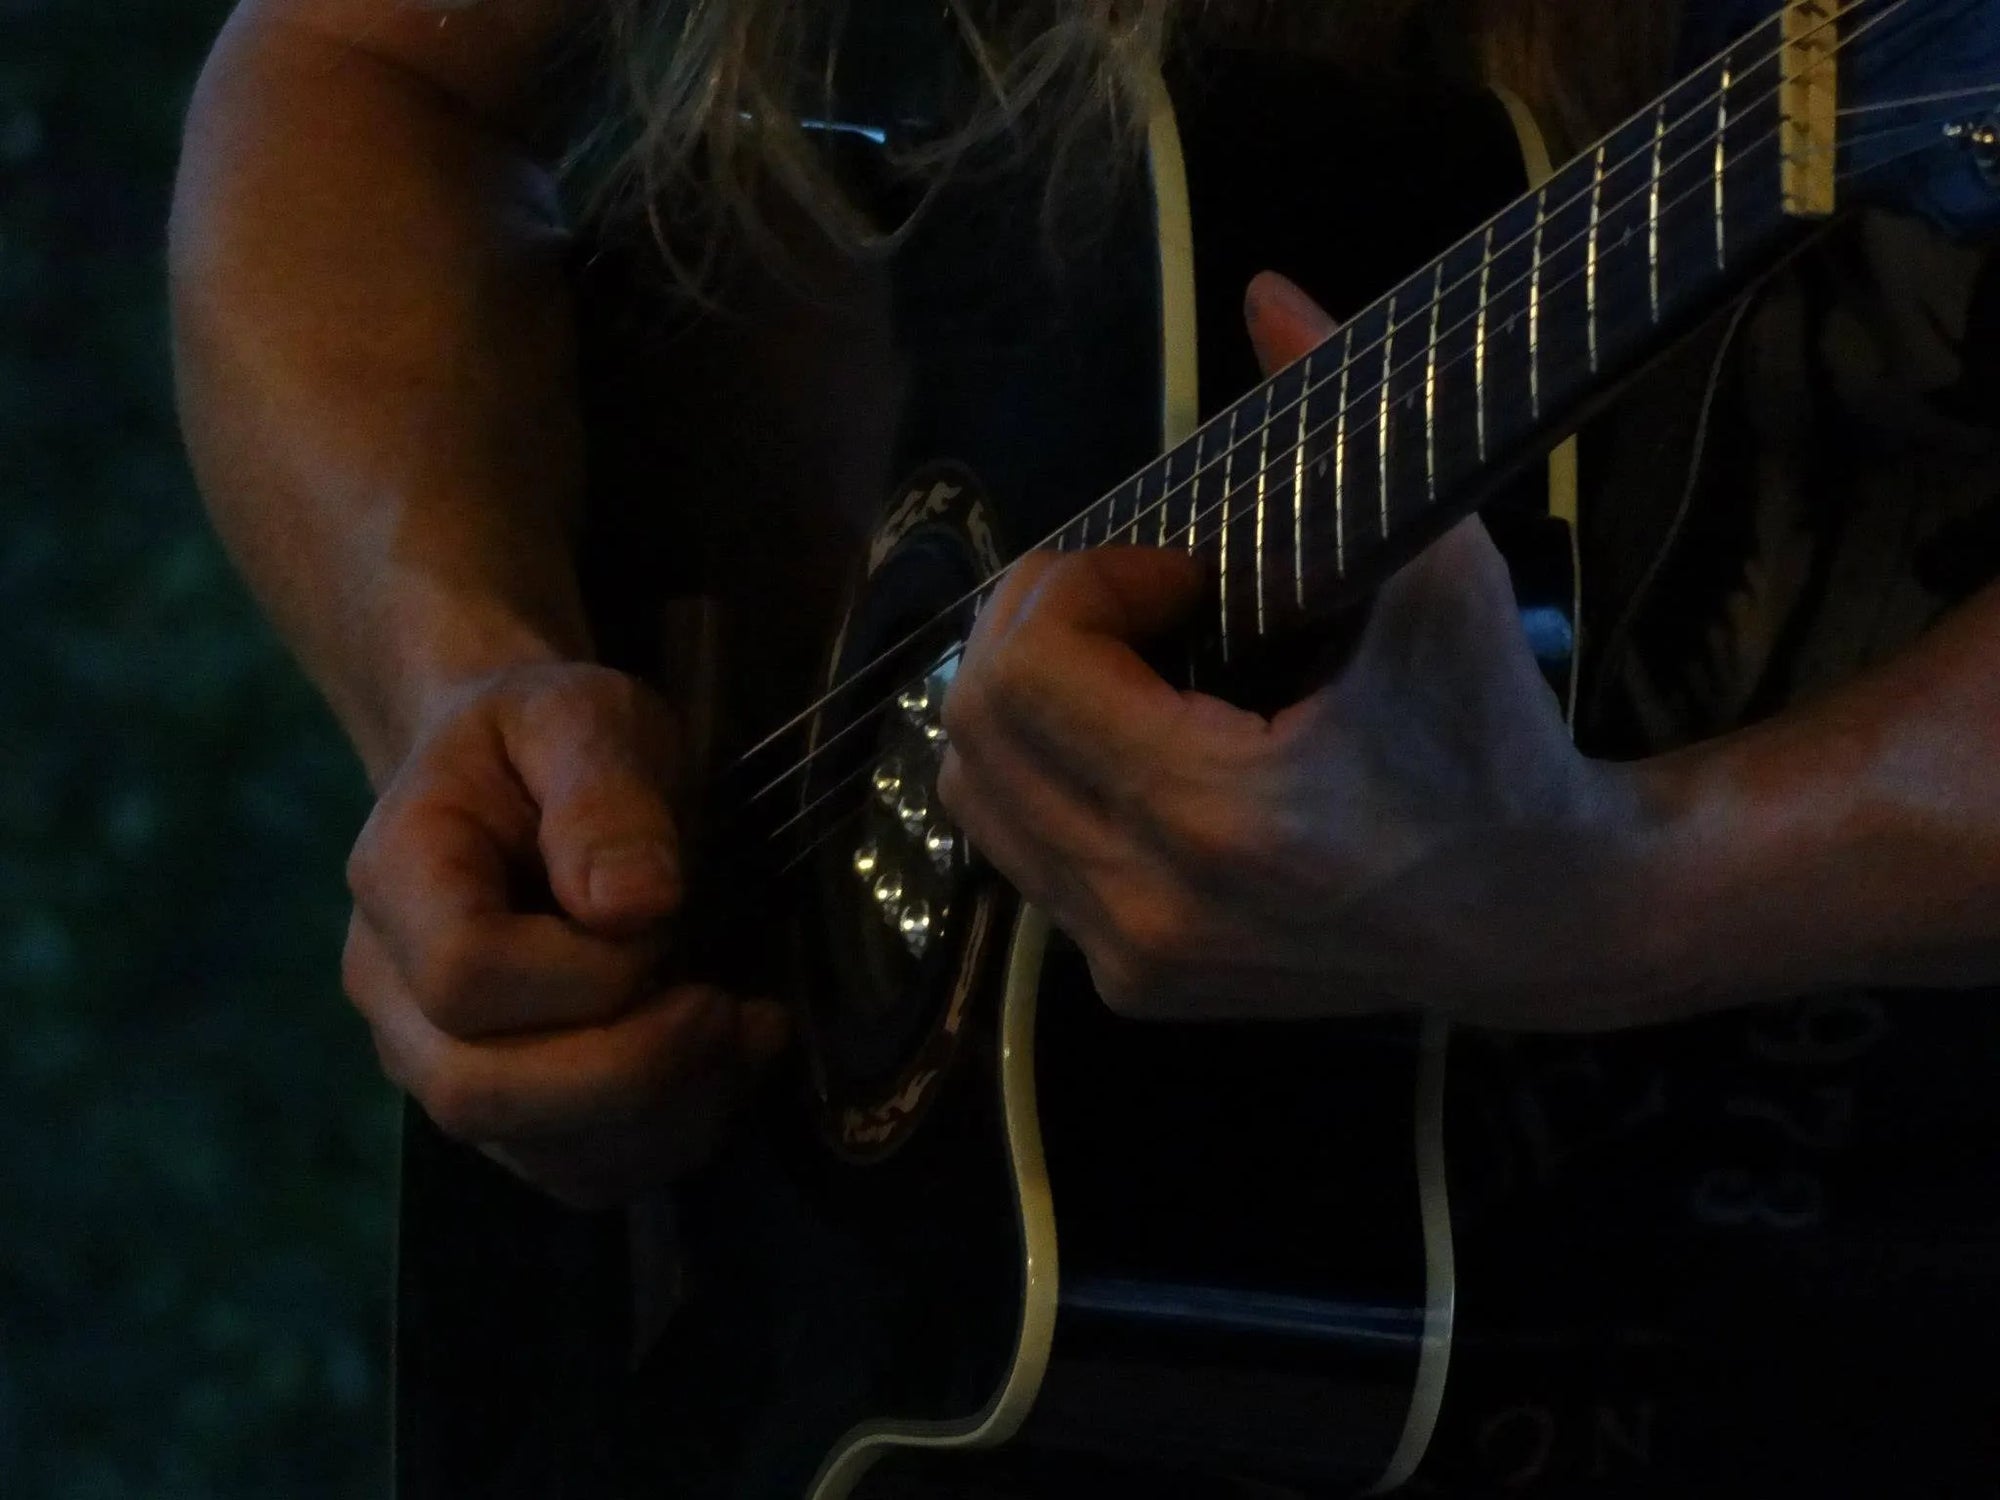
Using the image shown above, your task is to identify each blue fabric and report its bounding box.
[1680,0,2000,239]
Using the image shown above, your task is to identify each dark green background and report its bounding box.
[4,2,396,1494]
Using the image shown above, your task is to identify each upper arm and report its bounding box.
[218,0,587,137]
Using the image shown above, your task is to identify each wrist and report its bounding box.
[1605,726,1868,1020]
[1582,753,1734,1021]
[359,586,591,786]
[1490,756,1721,1027]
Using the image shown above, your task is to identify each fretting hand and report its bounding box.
[938,273,1658,1028]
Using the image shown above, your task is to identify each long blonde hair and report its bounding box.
[574,1,1681,269]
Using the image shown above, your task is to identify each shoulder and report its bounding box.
[220,0,590,130]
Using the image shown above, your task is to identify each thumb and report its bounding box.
[1245,271,1339,376]
[507,694,684,933]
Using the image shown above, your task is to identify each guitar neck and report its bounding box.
[1055,11,1828,652]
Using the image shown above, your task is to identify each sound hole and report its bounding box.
[805,502,986,1139]
[819,640,964,1090]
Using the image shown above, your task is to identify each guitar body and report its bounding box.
[394,21,2000,1500]
[396,52,1545,1500]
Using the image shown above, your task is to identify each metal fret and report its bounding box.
[1378,295,1395,540]
[1219,409,1237,657]
[1475,224,1492,463]
[1156,454,1171,545]
[1425,264,1441,503]
[1650,103,1665,322]
[1529,186,1546,420]
[1293,351,1310,608]
[1335,328,1350,577]
[1255,396,1271,635]
[1715,57,1732,269]
[1587,143,1605,374]
[1186,434,1202,551]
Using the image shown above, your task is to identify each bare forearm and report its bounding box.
[170,0,586,783]
[1628,582,2000,1010]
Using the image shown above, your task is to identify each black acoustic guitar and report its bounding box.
[393,4,2000,1496]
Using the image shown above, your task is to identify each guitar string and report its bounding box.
[738,31,1863,810]
[1837,78,2000,114]
[771,149,1985,865]
[738,1,1901,803]
[1816,109,2000,154]
[729,9,1818,779]
[756,89,1963,854]
[1103,135,1781,549]
[744,82,1798,813]
[1166,132,1925,581]
[777,793,874,875]
[1157,96,2000,582]
[741,6,1928,819]
[1819,105,2000,173]
[751,96,1981,825]
[754,79,1953,860]
[768,753,879,847]
[725,0,1868,778]
[763,137,1790,869]
[763,122,1952,870]
[745,638,960,807]
[1069,0,1918,557]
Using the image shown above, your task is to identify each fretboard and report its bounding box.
[1056,20,1808,653]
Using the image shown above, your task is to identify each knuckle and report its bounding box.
[1164,800,1250,870]
[522,665,623,736]
[346,785,439,902]
[565,665,657,735]
[525,679,609,750]
[1108,892,1187,975]
[934,750,968,816]
[1046,551,1088,587]
[939,680,979,747]
[1087,948,1136,1015]
[987,636,1046,716]
[343,810,391,901]
[992,550,1054,611]
[1088,949,1151,1020]
[534,676,676,794]
[366,1027,409,1093]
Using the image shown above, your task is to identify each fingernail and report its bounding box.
[587,841,679,910]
